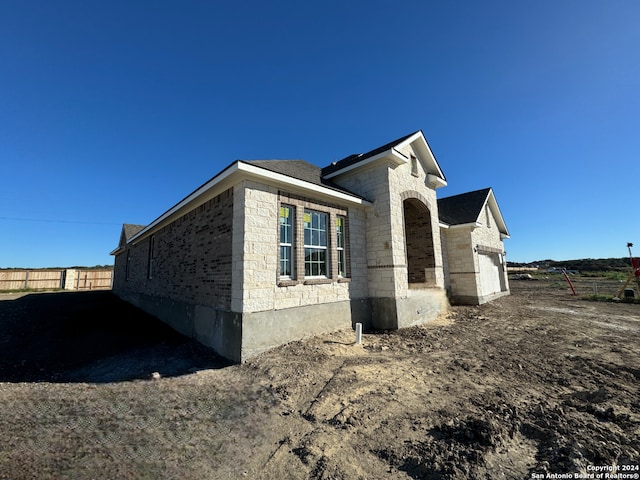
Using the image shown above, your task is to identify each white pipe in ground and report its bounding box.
[355,323,363,345]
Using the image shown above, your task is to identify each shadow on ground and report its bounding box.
[0,291,230,383]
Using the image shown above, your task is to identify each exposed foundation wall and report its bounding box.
[116,290,243,362]
[396,288,449,328]
[240,300,357,359]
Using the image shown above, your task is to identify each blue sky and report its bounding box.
[1,1,639,267]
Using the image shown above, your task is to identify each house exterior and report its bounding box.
[111,131,509,362]
[438,188,510,304]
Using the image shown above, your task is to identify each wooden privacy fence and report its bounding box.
[0,269,113,291]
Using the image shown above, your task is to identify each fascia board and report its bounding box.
[427,174,448,189]
[403,132,446,181]
[449,222,482,230]
[395,131,424,149]
[238,162,372,207]
[486,190,510,237]
[322,149,407,179]
[110,246,125,256]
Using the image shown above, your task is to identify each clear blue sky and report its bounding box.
[1,1,639,267]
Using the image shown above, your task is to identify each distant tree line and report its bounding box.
[508,258,634,272]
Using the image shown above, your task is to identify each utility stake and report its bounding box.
[355,323,363,345]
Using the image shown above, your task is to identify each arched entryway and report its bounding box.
[403,198,435,285]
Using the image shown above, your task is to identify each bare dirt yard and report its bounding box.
[0,278,638,479]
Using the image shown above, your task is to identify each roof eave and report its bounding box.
[127,161,372,246]
[448,222,483,230]
[428,174,448,189]
[485,189,510,238]
[238,162,372,206]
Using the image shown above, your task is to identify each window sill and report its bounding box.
[277,278,351,287]
[303,278,333,285]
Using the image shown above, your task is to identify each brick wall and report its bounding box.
[114,188,234,310]
[403,198,435,283]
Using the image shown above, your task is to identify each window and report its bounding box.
[304,209,328,277]
[279,205,294,277]
[336,216,346,277]
[147,235,155,279]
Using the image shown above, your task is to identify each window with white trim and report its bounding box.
[279,205,294,277]
[336,216,346,277]
[304,209,328,277]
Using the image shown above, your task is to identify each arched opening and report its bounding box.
[403,198,435,285]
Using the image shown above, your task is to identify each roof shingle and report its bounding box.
[242,160,365,199]
[437,188,491,225]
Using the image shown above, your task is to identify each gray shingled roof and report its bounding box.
[123,224,145,241]
[242,160,366,199]
[437,188,491,225]
[321,131,419,177]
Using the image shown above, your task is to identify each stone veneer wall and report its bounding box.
[233,180,371,359]
[441,226,479,302]
[233,180,369,314]
[328,142,448,329]
[471,204,509,302]
[332,143,446,299]
[442,203,509,305]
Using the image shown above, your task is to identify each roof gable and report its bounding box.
[111,223,145,255]
[438,188,509,236]
[122,224,145,243]
[321,130,447,185]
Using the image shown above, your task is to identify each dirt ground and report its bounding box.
[0,278,638,479]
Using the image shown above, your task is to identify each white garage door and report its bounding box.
[479,253,503,296]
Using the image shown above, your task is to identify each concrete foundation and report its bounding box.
[240,300,357,360]
[396,288,449,328]
[114,291,242,362]
[114,289,448,362]
[370,288,448,330]
[450,290,509,306]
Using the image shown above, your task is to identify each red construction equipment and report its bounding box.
[616,242,640,299]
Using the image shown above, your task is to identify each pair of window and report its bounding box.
[279,205,346,279]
